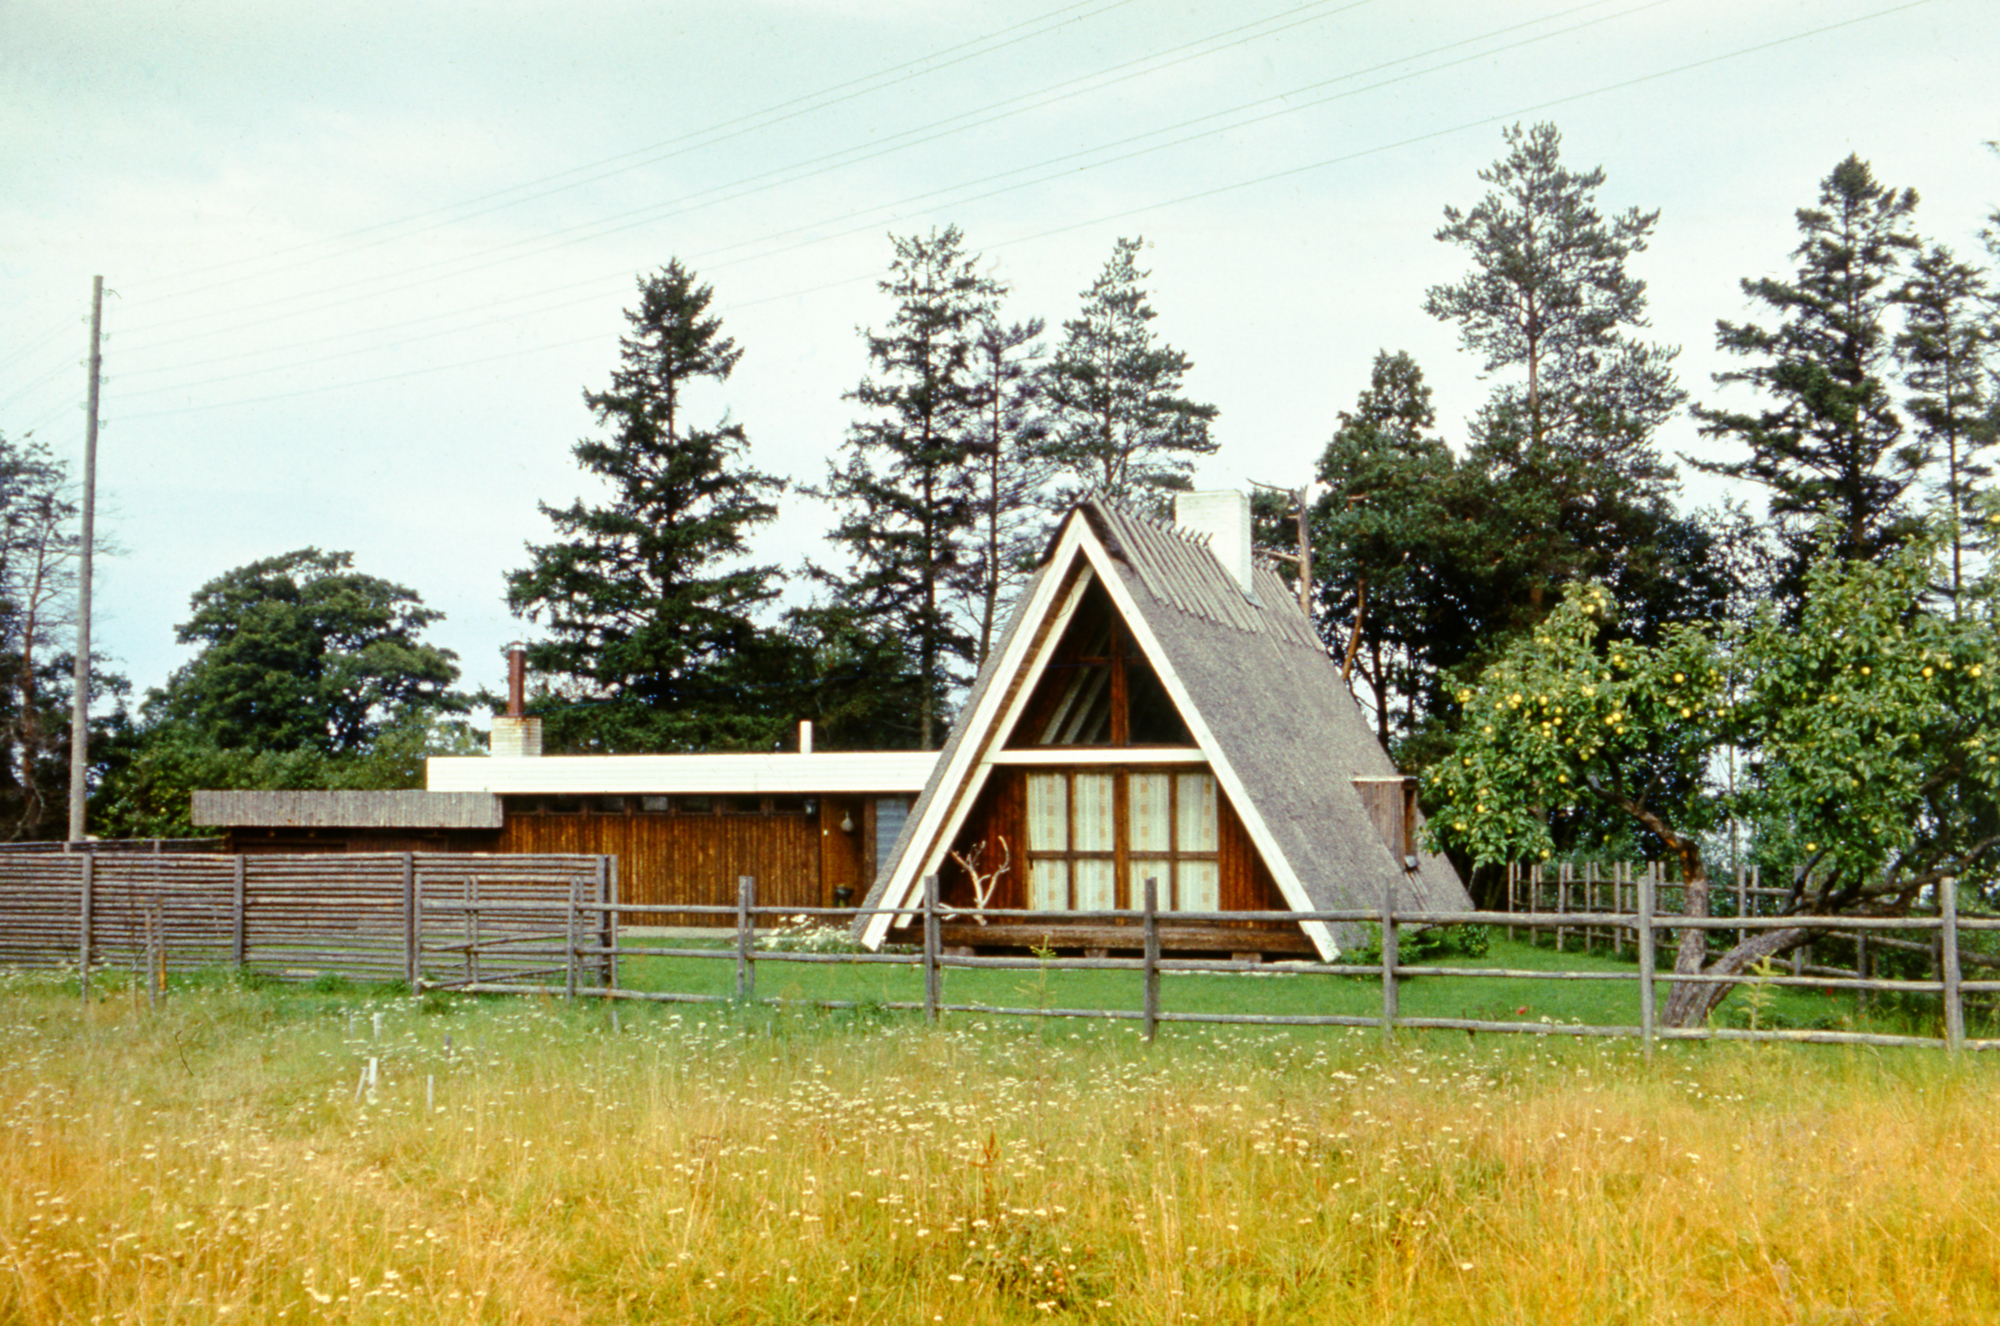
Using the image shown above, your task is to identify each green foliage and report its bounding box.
[1038,235,1217,513]
[1692,154,1927,597]
[815,225,1002,749]
[508,260,790,753]
[154,548,464,755]
[1894,242,1996,605]
[1426,534,2000,901]
[90,710,485,839]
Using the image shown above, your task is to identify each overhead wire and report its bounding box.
[119,0,1145,300]
[115,0,1374,344]
[112,0,1671,397]
[113,0,1932,423]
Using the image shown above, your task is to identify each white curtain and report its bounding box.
[1178,861,1220,913]
[1072,774,1115,851]
[1176,773,1219,852]
[1130,858,1173,910]
[1074,860,1115,911]
[1026,773,1067,852]
[1029,859,1070,911]
[1129,773,1170,852]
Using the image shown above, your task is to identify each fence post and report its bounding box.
[922,874,941,1024]
[1556,862,1569,953]
[231,855,247,971]
[78,854,94,1002]
[599,856,617,993]
[1856,931,1870,1015]
[1637,861,1656,1064]
[1941,877,1964,1055]
[1380,872,1398,1047]
[735,875,756,1001]
[564,874,579,1004]
[1736,864,1748,950]
[401,853,418,991]
[1506,862,1517,942]
[1143,876,1161,1044]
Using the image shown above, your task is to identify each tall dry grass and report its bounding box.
[2,966,1996,1324]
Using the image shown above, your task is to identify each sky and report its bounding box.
[3,0,1996,710]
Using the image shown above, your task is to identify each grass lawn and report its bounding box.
[613,930,1943,1041]
[2,963,1997,1324]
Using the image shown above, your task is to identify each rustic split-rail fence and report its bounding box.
[1,851,1992,1056]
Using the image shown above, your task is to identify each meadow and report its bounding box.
[2,956,1996,1325]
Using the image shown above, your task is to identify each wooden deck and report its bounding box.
[923,920,1315,958]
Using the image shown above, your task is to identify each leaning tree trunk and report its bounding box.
[1658,852,1812,1027]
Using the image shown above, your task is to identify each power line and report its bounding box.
[119,0,1145,300]
[113,0,1616,367]
[115,0,1368,344]
[114,0,1669,395]
[111,1,1928,423]
[0,315,79,377]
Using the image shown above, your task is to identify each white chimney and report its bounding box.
[490,716,542,758]
[1175,490,1256,597]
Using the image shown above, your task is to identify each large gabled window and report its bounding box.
[1023,769,1219,912]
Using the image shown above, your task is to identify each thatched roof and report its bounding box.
[855,496,1469,957]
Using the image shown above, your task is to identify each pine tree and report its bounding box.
[1691,154,1925,592]
[507,261,786,752]
[1895,243,1995,607]
[815,226,1000,749]
[1040,237,1217,513]
[1424,122,1685,616]
[961,316,1053,666]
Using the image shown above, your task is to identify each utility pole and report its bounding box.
[68,276,102,843]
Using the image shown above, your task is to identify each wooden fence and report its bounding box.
[0,852,615,991]
[457,871,2000,1056]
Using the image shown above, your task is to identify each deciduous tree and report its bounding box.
[155,548,465,754]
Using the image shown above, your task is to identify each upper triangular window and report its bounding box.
[1008,578,1193,747]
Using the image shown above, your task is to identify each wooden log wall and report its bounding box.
[0,852,609,987]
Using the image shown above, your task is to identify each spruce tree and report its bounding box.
[1690,154,1925,593]
[1040,236,1217,513]
[507,261,786,753]
[1894,243,1995,607]
[815,226,1000,749]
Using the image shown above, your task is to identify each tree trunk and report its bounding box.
[1661,925,1812,1027]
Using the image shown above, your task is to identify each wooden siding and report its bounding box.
[934,765,1292,950]
[498,809,819,925]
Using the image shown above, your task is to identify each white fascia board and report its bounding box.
[859,523,1096,950]
[426,752,936,796]
[987,747,1205,765]
[1079,537,1339,961]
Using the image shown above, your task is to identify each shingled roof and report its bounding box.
[854,494,1470,958]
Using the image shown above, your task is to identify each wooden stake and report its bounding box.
[1142,877,1161,1043]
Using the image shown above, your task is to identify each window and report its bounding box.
[1023,770,1219,912]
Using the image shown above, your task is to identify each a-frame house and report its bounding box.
[856,492,1470,960]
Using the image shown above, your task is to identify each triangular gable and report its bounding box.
[859,506,1341,957]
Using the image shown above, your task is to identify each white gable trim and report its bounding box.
[859,519,1096,949]
[863,509,1337,960]
[1075,534,1338,959]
